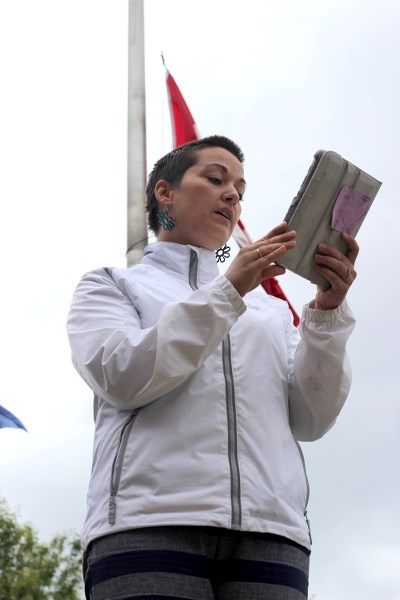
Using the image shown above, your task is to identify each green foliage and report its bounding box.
[0,498,82,600]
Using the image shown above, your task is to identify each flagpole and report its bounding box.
[127,0,148,267]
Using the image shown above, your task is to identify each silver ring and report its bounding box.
[256,248,263,259]
[342,269,351,279]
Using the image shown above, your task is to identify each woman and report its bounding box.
[67,135,358,599]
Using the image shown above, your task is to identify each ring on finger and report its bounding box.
[342,269,352,280]
[256,248,263,259]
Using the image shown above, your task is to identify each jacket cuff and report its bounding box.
[302,298,351,323]
[218,276,247,316]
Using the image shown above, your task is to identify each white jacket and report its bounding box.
[67,242,355,551]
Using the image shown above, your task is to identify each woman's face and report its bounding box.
[156,146,246,250]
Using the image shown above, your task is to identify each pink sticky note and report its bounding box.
[332,186,373,234]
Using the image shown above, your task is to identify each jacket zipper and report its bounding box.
[188,248,242,529]
[222,334,242,529]
[188,249,198,290]
[109,413,137,525]
[294,438,312,545]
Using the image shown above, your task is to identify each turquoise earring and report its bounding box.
[157,208,175,231]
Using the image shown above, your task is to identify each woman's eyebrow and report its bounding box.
[205,162,247,186]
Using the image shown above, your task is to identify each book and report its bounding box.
[277,150,382,288]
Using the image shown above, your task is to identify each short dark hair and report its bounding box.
[145,135,245,234]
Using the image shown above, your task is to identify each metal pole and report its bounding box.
[127,0,148,267]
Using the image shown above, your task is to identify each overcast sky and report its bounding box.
[0,1,399,599]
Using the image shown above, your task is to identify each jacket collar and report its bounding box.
[142,242,219,286]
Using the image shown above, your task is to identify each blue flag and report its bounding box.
[0,405,27,431]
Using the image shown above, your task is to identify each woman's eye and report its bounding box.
[208,177,222,185]
[238,192,244,202]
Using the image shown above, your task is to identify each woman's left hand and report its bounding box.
[312,233,359,310]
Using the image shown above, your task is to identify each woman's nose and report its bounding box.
[222,187,240,204]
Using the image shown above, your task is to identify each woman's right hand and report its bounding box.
[224,222,296,297]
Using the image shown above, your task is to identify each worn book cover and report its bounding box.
[277,150,382,289]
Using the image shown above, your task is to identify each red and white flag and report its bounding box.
[165,69,299,326]
[166,71,200,148]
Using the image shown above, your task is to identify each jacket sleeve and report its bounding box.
[287,299,356,441]
[67,269,246,410]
